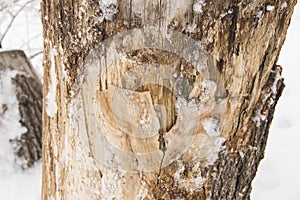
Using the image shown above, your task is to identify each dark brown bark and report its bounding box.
[208,66,285,199]
[11,74,43,167]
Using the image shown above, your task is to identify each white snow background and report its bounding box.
[0,1,299,199]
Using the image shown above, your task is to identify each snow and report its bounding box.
[174,161,204,192]
[201,80,217,96]
[0,162,42,200]
[202,117,221,137]
[239,151,245,159]
[193,0,206,13]
[100,0,117,6]
[252,108,266,127]
[266,5,275,11]
[98,0,118,22]
[256,10,264,20]
[45,51,58,117]
[173,72,178,78]
[0,70,27,140]
[227,9,234,14]
[280,2,288,10]
[271,66,282,94]
[0,70,28,169]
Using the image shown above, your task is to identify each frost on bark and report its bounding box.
[0,50,42,168]
[41,0,296,199]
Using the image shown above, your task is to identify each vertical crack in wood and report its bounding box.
[157,128,167,184]
[129,0,133,28]
[228,2,239,54]
[159,0,163,28]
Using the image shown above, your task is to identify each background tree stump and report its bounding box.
[0,50,42,168]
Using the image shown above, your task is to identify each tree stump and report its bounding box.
[0,50,42,168]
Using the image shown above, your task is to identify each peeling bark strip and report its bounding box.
[0,50,42,168]
[41,0,296,199]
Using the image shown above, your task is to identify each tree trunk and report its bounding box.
[0,50,42,168]
[41,0,296,199]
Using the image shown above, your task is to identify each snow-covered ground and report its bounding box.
[0,1,299,199]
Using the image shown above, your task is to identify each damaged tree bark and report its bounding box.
[41,0,296,199]
[0,50,42,168]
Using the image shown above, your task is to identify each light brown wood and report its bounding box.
[41,0,296,199]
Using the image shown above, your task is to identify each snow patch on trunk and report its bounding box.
[202,117,221,137]
[174,161,205,192]
[193,0,206,13]
[280,2,288,10]
[46,50,58,117]
[98,0,118,22]
[266,5,275,11]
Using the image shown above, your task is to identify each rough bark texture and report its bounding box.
[0,50,42,167]
[208,65,285,199]
[11,74,43,167]
[41,0,296,199]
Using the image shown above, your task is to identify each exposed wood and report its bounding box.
[41,0,296,199]
[0,50,42,168]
